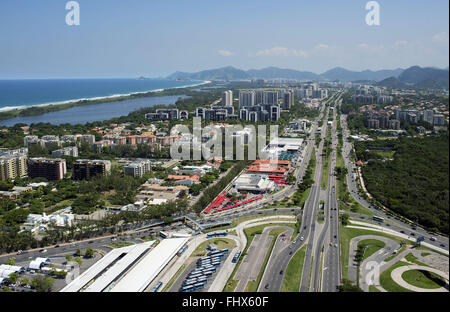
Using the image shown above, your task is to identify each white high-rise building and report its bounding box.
[239,90,256,108]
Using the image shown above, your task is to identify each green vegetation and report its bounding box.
[401,269,447,289]
[355,133,449,234]
[321,122,332,190]
[31,276,55,292]
[281,245,306,292]
[379,261,412,292]
[357,239,386,262]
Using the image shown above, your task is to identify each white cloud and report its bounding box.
[218,50,234,56]
[315,43,329,50]
[356,43,369,49]
[432,32,449,44]
[255,46,308,57]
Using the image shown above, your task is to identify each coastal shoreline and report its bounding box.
[0,80,211,121]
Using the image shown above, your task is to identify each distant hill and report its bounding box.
[166,65,448,87]
[167,66,249,80]
[376,77,408,89]
[246,66,320,80]
[321,67,404,82]
[398,66,449,88]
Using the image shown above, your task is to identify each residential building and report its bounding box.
[222,90,233,107]
[52,146,79,158]
[72,159,111,180]
[239,90,256,108]
[27,158,67,180]
[124,160,151,178]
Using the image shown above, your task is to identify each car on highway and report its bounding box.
[440,244,446,247]
[410,233,415,236]
[264,284,270,289]
[400,230,405,234]
[40,249,47,253]
[300,237,304,241]
[289,251,293,255]
[430,237,436,241]
[279,270,283,275]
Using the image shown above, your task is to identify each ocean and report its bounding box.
[0,78,205,126]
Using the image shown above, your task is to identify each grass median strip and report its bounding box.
[281,245,306,292]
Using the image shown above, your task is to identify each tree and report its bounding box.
[75,248,82,257]
[84,248,95,258]
[340,213,350,226]
[65,255,73,262]
[5,257,15,265]
[31,276,55,292]
[20,278,30,286]
[8,272,19,284]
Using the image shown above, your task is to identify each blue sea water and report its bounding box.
[0,78,203,126]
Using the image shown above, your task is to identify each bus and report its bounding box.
[150,282,163,292]
[177,244,188,256]
[202,271,213,276]
[188,273,203,279]
[159,231,169,239]
[208,249,227,256]
[372,216,384,223]
[183,279,198,286]
[180,285,195,292]
[232,251,241,263]
[203,268,216,273]
[197,276,207,282]
[194,281,207,289]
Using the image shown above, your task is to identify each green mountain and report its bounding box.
[321,67,404,81]
[398,66,449,88]
[376,77,408,89]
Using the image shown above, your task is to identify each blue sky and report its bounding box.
[0,0,448,78]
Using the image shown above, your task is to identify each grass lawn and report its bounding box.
[357,239,386,261]
[421,252,431,257]
[401,270,447,289]
[281,245,306,292]
[191,238,236,257]
[369,285,381,292]
[379,261,412,292]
